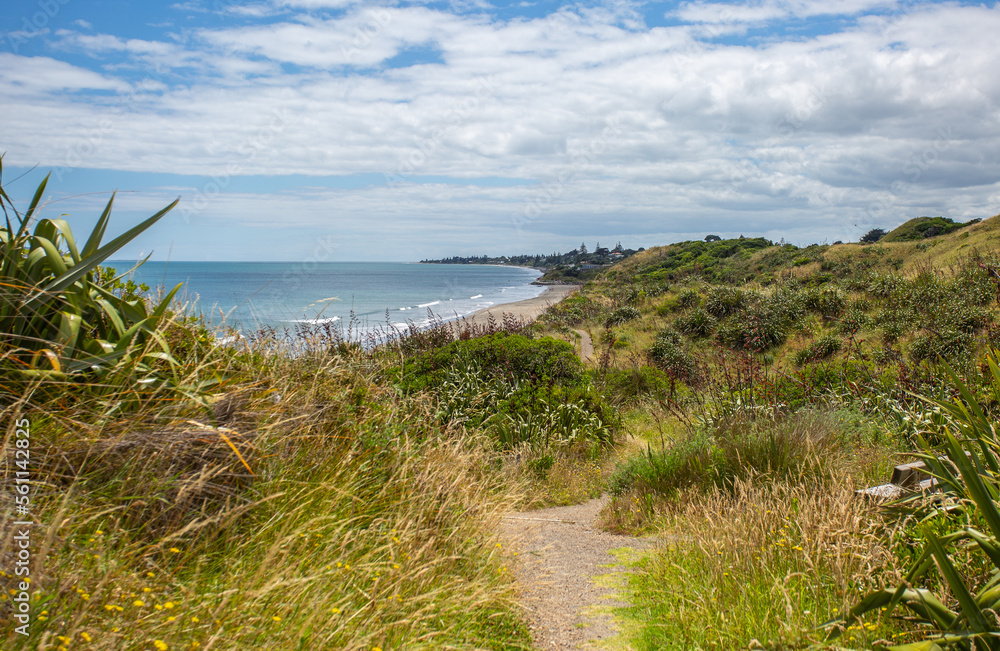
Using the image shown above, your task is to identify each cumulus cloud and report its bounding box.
[2,0,998,258]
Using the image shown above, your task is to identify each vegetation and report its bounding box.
[7,159,1000,650]
[1,169,551,650]
[881,216,980,243]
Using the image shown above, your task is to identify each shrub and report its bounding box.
[674,306,717,338]
[860,228,886,243]
[716,305,786,352]
[397,333,581,392]
[838,305,870,335]
[909,328,974,363]
[794,334,842,366]
[608,411,842,498]
[704,286,748,318]
[677,287,701,308]
[804,287,846,319]
[599,366,680,405]
[766,286,806,325]
[836,353,1000,647]
[538,293,601,327]
[648,329,697,380]
[605,305,641,327]
[0,161,186,402]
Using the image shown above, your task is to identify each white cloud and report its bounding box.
[675,0,899,25]
[4,1,999,258]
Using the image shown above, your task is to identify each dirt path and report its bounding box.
[502,496,651,650]
[573,329,594,364]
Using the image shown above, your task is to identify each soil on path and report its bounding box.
[573,329,594,363]
[502,496,651,650]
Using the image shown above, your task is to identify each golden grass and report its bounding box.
[1,330,534,650]
[617,475,909,648]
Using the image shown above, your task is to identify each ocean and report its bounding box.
[105,261,544,335]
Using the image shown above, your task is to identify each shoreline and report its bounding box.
[453,284,578,326]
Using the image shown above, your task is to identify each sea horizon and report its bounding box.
[106,260,546,335]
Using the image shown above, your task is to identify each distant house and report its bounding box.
[610,251,623,259]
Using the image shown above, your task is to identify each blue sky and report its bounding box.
[2,0,998,261]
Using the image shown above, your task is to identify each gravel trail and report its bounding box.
[502,496,651,650]
[572,329,595,363]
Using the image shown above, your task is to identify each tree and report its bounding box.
[860,228,886,243]
[704,234,721,242]
[579,242,588,255]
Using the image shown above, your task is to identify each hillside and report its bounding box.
[9,159,1000,651]
[525,214,1000,647]
[880,215,982,243]
[605,214,999,288]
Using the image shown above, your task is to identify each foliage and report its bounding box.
[674,306,717,338]
[716,303,787,352]
[597,365,681,405]
[910,328,974,364]
[705,286,750,318]
[804,286,846,318]
[648,328,697,381]
[394,333,615,449]
[676,287,701,308]
[833,352,1000,650]
[795,334,842,366]
[613,476,903,649]
[0,161,182,396]
[396,332,581,392]
[861,228,887,243]
[537,293,602,327]
[881,216,975,243]
[608,411,844,500]
[604,305,642,327]
[0,345,534,650]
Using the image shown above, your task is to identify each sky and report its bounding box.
[1,0,998,262]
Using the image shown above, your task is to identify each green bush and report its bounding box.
[598,366,680,405]
[649,329,697,381]
[397,333,581,392]
[909,328,974,363]
[794,334,842,366]
[0,160,184,400]
[836,352,1000,647]
[674,306,717,338]
[605,305,642,327]
[677,287,701,308]
[838,305,870,335]
[539,293,601,327]
[705,286,749,318]
[609,411,841,498]
[804,287,846,318]
[716,304,786,352]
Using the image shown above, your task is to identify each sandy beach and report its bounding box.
[458,284,578,326]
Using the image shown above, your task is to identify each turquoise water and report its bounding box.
[105,261,543,334]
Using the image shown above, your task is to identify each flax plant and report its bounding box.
[830,351,1000,650]
[0,158,180,393]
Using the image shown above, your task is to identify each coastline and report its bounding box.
[456,284,578,326]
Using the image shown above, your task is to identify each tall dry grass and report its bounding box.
[617,475,909,649]
[1,319,534,650]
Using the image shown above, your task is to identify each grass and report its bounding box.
[2,327,540,650]
[8,167,1000,650]
[617,476,908,649]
